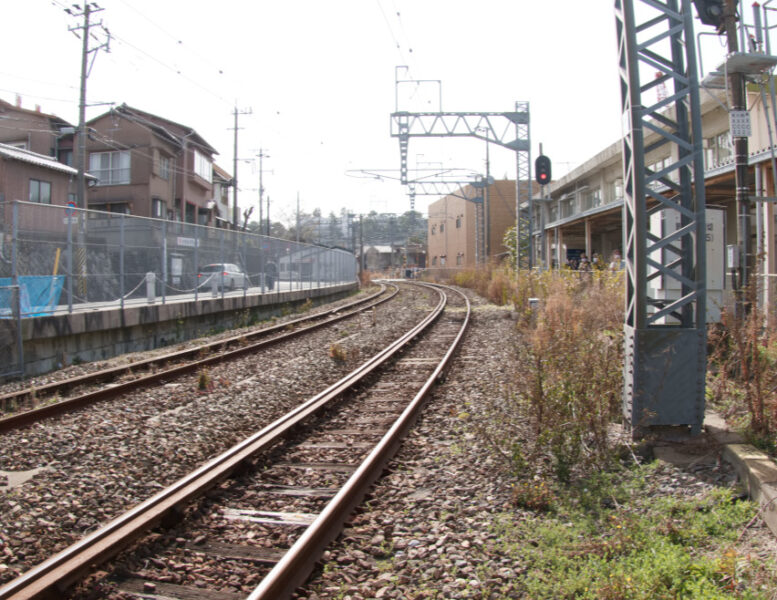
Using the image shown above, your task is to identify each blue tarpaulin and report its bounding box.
[0,275,65,318]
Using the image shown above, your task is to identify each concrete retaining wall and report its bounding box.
[2,283,358,379]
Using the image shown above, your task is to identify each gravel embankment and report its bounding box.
[299,288,777,599]
[0,284,434,583]
[3,284,775,598]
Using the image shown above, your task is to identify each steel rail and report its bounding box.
[249,283,470,599]
[0,284,397,433]
[0,284,390,410]
[0,283,446,600]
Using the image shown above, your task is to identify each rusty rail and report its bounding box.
[0,282,455,600]
[248,283,470,599]
[0,284,396,433]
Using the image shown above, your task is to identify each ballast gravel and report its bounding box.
[297,288,777,600]
[1,284,775,598]
[0,285,435,584]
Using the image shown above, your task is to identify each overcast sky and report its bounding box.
[3,1,733,223]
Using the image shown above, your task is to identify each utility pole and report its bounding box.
[723,0,752,310]
[230,105,252,229]
[68,2,109,209]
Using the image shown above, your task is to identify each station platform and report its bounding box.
[1,281,358,380]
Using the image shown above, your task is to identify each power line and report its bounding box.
[107,33,231,107]
[114,0,229,81]
[0,71,79,92]
[375,0,411,68]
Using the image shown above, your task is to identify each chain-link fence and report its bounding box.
[0,200,358,317]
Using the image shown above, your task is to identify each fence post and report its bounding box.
[120,213,125,311]
[67,205,73,313]
[13,284,23,376]
[161,220,167,305]
[242,230,247,298]
[194,224,200,302]
[146,272,156,303]
[11,201,18,291]
[260,236,266,294]
[219,229,225,298]
[11,202,23,375]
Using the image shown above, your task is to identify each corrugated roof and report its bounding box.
[0,143,87,176]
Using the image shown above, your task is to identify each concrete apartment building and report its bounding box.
[534,85,777,315]
[427,179,516,268]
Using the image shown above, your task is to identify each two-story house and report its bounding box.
[83,104,221,224]
[0,97,74,161]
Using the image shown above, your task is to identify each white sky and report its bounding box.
[2,1,734,223]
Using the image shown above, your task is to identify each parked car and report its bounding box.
[198,263,248,290]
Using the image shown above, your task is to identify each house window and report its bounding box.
[440,222,445,233]
[109,203,130,214]
[59,149,73,166]
[456,253,463,265]
[159,156,170,180]
[7,141,27,150]
[185,202,196,223]
[89,150,131,185]
[193,149,212,183]
[431,225,437,235]
[456,216,462,228]
[432,256,437,266]
[29,179,51,204]
[152,198,166,219]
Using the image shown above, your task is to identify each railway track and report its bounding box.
[0,282,470,600]
[0,284,395,433]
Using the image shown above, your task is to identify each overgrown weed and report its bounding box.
[471,269,625,483]
[492,466,777,599]
[708,279,777,446]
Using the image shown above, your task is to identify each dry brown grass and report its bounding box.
[466,268,626,482]
[708,282,777,447]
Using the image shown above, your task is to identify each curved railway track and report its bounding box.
[0,284,396,433]
[0,282,470,600]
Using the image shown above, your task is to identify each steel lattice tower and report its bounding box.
[391,106,532,266]
[615,0,707,434]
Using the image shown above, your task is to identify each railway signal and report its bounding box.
[691,0,725,28]
[535,155,551,185]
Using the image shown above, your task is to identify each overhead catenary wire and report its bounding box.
[375,0,411,70]
[114,0,230,81]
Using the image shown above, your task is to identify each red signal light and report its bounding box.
[535,155,551,185]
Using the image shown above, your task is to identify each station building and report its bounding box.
[530,84,777,316]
